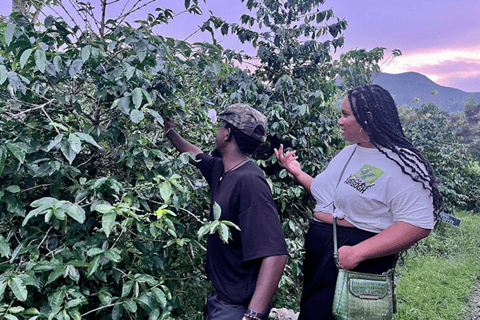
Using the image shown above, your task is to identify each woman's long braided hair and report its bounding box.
[347,84,443,218]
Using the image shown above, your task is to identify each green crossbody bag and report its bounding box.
[332,218,397,320]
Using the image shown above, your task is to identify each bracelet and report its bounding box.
[244,309,264,320]
[164,128,174,136]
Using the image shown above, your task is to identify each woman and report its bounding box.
[274,84,442,319]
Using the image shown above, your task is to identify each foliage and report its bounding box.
[399,103,480,212]
[0,0,396,318]
[5,0,471,318]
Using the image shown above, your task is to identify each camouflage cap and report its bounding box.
[218,103,268,142]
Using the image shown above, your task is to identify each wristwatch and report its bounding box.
[244,309,264,320]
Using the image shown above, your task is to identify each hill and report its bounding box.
[372,72,480,113]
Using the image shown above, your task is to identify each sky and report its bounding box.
[2,0,480,92]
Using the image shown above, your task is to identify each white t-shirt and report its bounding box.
[311,144,434,233]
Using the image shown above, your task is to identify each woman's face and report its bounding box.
[338,97,374,148]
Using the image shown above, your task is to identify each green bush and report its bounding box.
[0,2,362,318]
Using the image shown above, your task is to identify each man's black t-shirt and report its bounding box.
[196,153,288,306]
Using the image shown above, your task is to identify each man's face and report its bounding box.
[215,121,229,150]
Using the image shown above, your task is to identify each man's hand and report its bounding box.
[163,116,175,135]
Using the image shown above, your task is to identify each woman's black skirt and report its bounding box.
[298,219,397,320]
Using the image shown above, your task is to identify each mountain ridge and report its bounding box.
[372,72,480,113]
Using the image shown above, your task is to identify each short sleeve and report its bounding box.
[196,153,220,186]
[390,183,434,229]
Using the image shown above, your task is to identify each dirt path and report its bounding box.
[467,281,480,320]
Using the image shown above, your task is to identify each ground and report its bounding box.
[467,280,480,320]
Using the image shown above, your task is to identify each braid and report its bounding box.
[347,84,443,217]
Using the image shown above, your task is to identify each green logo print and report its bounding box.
[344,165,384,193]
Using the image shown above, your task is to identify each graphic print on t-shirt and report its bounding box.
[344,164,384,194]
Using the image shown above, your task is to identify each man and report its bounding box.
[164,103,288,320]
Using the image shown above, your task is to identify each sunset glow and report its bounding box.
[382,48,480,91]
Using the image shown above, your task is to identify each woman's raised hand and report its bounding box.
[274,144,303,177]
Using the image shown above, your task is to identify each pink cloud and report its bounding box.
[404,60,480,92]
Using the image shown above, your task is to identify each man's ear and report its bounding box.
[225,128,232,141]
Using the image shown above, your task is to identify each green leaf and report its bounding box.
[121,280,134,298]
[136,293,153,312]
[130,109,144,124]
[0,146,6,175]
[68,133,82,154]
[126,66,135,80]
[23,204,50,226]
[31,197,58,208]
[53,207,66,220]
[24,308,40,315]
[159,181,172,202]
[0,235,10,257]
[67,308,82,320]
[5,23,15,46]
[69,59,83,78]
[94,204,114,213]
[8,306,24,313]
[34,49,47,73]
[87,256,101,277]
[116,97,131,115]
[148,308,160,320]
[86,249,104,260]
[53,55,62,72]
[6,142,26,164]
[151,287,167,307]
[81,45,91,62]
[104,249,121,262]
[0,280,7,296]
[74,133,101,148]
[60,138,77,164]
[4,194,25,217]
[213,202,221,220]
[3,314,18,320]
[20,49,33,69]
[141,88,153,106]
[134,274,157,285]
[102,211,117,237]
[147,109,164,125]
[17,274,36,286]
[65,265,80,282]
[46,134,64,152]
[9,277,28,301]
[62,203,86,223]
[123,299,137,312]
[6,185,20,193]
[66,298,83,308]
[132,88,143,109]
[46,265,65,285]
[49,288,66,308]
[197,224,210,239]
[179,152,190,164]
[112,303,123,320]
[219,220,241,231]
[218,223,230,243]
[0,65,7,85]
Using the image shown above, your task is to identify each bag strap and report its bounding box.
[331,146,397,274]
[332,146,356,268]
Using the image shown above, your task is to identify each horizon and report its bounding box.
[2,0,479,93]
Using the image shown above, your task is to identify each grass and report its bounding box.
[393,211,480,320]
